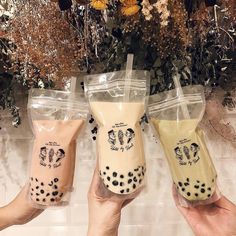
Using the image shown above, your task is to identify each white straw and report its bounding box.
[124,54,134,102]
[173,73,190,119]
[70,76,77,92]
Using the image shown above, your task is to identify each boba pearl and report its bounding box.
[52,191,58,196]
[128,172,133,177]
[178,182,182,187]
[112,180,118,186]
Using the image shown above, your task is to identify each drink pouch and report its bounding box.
[148,85,220,206]
[27,89,88,208]
[84,70,150,196]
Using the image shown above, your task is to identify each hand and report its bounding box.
[87,166,139,236]
[173,187,236,236]
[0,184,44,230]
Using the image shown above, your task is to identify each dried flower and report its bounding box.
[90,0,108,10]
[141,0,153,20]
[121,0,140,16]
[153,0,170,27]
[8,1,79,88]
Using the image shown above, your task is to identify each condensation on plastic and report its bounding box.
[148,85,221,207]
[27,89,88,209]
[84,70,150,200]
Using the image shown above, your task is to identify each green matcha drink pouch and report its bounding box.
[148,85,220,206]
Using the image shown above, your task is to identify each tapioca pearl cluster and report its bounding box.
[100,165,146,194]
[175,177,216,200]
[30,177,64,204]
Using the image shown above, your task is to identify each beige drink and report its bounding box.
[151,118,217,201]
[29,120,84,206]
[90,102,146,195]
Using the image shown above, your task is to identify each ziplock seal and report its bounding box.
[84,70,149,95]
[148,94,204,114]
[28,89,88,115]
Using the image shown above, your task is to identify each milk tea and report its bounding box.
[151,119,217,201]
[29,120,84,206]
[90,102,146,195]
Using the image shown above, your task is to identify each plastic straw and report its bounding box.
[124,54,134,102]
[70,76,77,92]
[173,73,190,119]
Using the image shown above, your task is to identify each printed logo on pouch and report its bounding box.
[174,140,200,166]
[39,142,65,168]
[222,93,236,113]
[108,123,135,152]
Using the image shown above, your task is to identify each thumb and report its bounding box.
[214,196,236,210]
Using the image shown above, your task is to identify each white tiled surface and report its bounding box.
[1,109,236,236]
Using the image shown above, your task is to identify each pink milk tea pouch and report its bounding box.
[85,70,150,197]
[27,89,88,208]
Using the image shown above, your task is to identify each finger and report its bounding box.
[214,195,236,210]
[172,184,197,217]
[88,165,100,196]
[172,184,179,206]
[31,208,44,219]
[122,198,134,208]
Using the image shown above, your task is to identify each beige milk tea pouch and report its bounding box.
[85,70,150,195]
[148,85,219,205]
[27,89,88,208]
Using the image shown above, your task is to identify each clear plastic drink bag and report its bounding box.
[85,70,150,196]
[27,89,88,208]
[148,85,220,206]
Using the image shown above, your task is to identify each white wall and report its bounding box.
[0,107,236,236]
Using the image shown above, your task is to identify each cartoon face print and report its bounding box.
[222,94,235,110]
[183,146,191,160]
[125,128,135,144]
[55,149,65,162]
[48,148,55,163]
[39,147,47,161]
[190,143,200,157]
[108,130,116,145]
[118,130,124,145]
[174,147,183,161]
